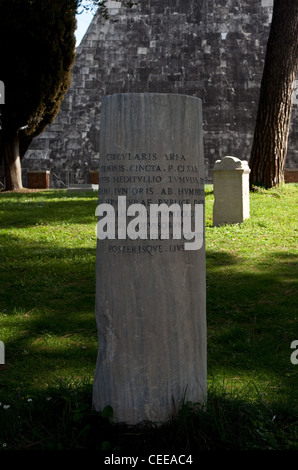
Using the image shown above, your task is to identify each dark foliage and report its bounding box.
[0,0,77,151]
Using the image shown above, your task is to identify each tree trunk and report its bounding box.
[1,133,23,191]
[249,0,298,189]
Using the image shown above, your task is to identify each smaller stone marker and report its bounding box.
[212,156,250,226]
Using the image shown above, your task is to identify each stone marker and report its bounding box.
[93,93,207,424]
[212,156,250,226]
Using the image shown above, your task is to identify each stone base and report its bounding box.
[284,169,298,183]
[89,171,99,185]
[27,171,50,189]
[67,184,99,192]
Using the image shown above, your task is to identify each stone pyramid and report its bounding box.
[22,0,297,187]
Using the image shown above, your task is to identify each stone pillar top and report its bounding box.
[213,155,250,171]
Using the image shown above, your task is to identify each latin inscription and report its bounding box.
[98,152,204,254]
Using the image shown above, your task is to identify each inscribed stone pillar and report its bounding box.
[212,156,250,226]
[93,93,207,424]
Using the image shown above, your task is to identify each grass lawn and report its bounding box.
[0,183,297,451]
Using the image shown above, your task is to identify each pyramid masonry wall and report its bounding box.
[22,0,298,187]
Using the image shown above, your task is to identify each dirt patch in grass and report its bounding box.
[0,188,51,194]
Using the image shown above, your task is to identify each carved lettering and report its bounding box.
[98,149,204,254]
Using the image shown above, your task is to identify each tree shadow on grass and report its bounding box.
[206,249,298,402]
[0,235,98,398]
[0,228,297,418]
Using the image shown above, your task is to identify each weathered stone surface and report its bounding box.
[93,93,207,424]
[212,156,250,226]
[21,0,298,186]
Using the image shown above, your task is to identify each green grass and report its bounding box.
[0,184,297,451]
